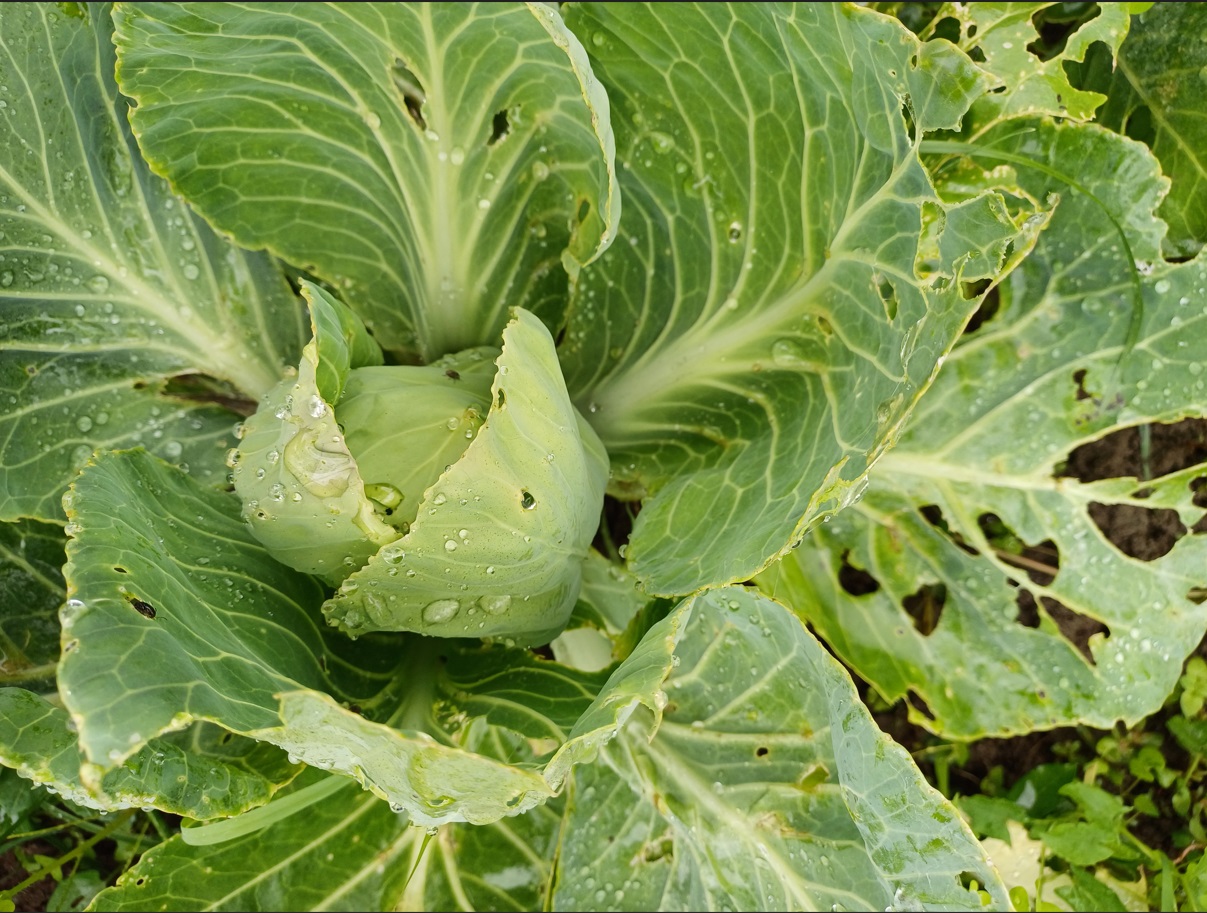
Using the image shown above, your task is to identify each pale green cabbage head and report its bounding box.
[231,282,608,646]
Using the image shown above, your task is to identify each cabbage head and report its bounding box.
[231,282,608,646]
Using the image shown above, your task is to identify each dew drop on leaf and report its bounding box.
[649,131,675,154]
[423,598,460,624]
[478,594,511,615]
[770,338,808,367]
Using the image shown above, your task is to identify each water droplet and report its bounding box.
[363,111,382,129]
[478,198,491,210]
[432,492,447,506]
[423,598,461,624]
[1155,278,1171,294]
[532,160,550,181]
[485,565,495,575]
[479,594,511,614]
[62,598,87,624]
[649,131,675,154]
[182,263,199,280]
[307,395,326,418]
[449,147,465,165]
[520,490,536,510]
[444,539,457,552]
[86,275,109,293]
[592,31,606,47]
[76,415,93,432]
[770,338,809,367]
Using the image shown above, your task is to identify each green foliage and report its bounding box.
[0,770,164,913]
[1,2,1205,911]
[953,657,1207,911]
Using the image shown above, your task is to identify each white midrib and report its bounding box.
[584,250,845,440]
[0,162,281,395]
[583,151,920,438]
[876,450,1065,493]
[417,10,466,362]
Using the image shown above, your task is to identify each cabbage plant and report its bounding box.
[2,2,1205,911]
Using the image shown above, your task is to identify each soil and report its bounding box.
[0,840,58,912]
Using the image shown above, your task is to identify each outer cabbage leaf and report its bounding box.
[0,690,297,820]
[558,2,1029,595]
[58,449,679,826]
[400,721,565,912]
[267,588,686,826]
[0,512,297,822]
[404,800,563,912]
[325,309,609,646]
[934,2,1133,130]
[1080,2,1207,258]
[552,588,1009,912]
[761,121,1207,737]
[113,1,618,360]
[57,449,400,764]
[90,769,419,913]
[0,3,305,524]
[95,738,564,912]
[0,519,64,687]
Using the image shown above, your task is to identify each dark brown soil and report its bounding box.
[0,840,58,912]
